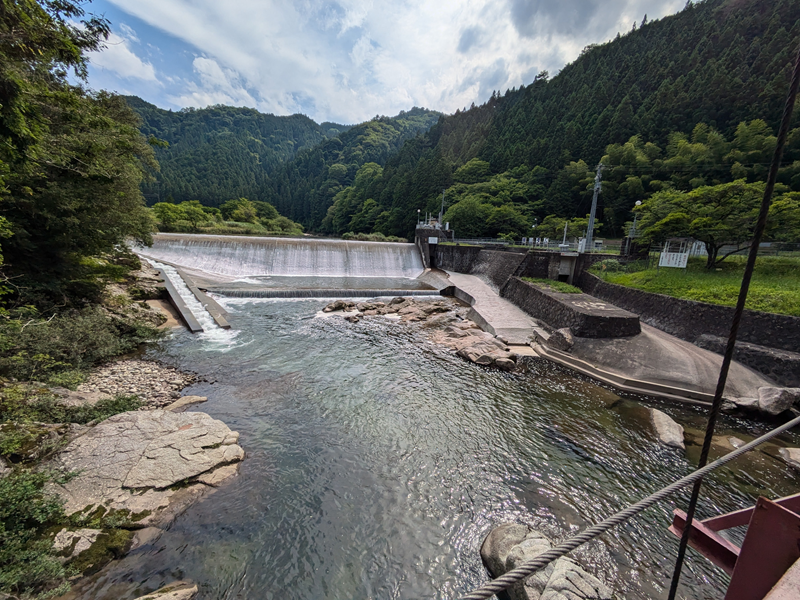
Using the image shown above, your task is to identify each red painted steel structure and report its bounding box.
[669,492,800,600]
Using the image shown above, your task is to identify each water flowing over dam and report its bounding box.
[139,234,425,280]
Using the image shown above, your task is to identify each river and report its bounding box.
[69,295,800,600]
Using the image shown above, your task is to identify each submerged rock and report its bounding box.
[165,395,208,412]
[134,582,198,600]
[52,410,244,525]
[778,447,800,471]
[648,408,685,450]
[480,524,612,600]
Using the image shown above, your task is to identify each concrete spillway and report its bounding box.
[139,234,425,279]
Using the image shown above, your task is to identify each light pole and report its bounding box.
[417,209,421,226]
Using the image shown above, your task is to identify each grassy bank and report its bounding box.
[590,256,800,316]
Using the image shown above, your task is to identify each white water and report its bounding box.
[139,234,425,279]
[147,259,241,350]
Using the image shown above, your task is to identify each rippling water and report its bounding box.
[69,299,800,600]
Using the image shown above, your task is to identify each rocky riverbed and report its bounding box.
[322,297,520,370]
[63,359,198,409]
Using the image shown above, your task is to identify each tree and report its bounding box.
[0,2,156,304]
[442,197,492,238]
[636,180,800,268]
[152,202,185,227]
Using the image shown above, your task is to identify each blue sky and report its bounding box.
[83,0,685,125]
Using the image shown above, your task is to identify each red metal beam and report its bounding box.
[701,492,800,532]
[670,510,740,575]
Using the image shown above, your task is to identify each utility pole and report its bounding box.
[585,163,605,253]
[439,189,445,224]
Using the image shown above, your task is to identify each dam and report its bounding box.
[99,234,800,600]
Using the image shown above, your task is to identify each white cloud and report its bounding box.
[101,0,685,122]
[89,26,157,82]
[169,57,257,108]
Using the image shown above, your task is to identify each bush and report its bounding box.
[0,470,72,599]
[0,388,143,428]
[592,259,624,273]
[0,307,160,383]
[341,232,408,243]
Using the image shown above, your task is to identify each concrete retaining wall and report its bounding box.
[433,244,483,272]
[578,272,800,353]
[504,277,641,338]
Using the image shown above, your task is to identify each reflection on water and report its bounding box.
[67,300,800,600]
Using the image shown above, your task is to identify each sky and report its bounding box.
[83,0,686,125]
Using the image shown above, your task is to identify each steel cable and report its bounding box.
[459,413,800,600]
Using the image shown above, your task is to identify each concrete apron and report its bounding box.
[438,271,775,406]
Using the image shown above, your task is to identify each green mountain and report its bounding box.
[125,96,351,206]
[264,107,443,226]
[304,0,800,239]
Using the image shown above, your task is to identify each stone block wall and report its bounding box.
[504,277,641,338]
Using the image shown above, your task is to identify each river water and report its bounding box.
[72,298,799,600]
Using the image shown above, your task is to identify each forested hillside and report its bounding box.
[126,96,351,206]
[264,107,442,225]
[306,0,800,239]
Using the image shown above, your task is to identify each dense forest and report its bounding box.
[127,97,440,212]
[126,96,351,206]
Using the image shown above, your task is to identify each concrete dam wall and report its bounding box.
[140,234,426,279]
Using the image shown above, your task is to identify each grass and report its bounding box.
[590,255,800,316]
[522,277,582,294]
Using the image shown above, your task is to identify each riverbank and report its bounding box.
[0,255,242,600]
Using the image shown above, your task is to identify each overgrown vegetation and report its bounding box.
[151,197,305,236]
[590,256,800,316]
[0,470,73,599]
[340,232,407,242]
[522,277,582,294]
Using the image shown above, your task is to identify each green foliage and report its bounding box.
[0,306,160,383]
[636,180,800,267]
[595,256,800,316]
[128,97,350,207]
[246,0,800,240]
[0,470,72,599]
[0,1,157,307]
[592,259,624,273]
[0,387,143,428]
[522,277,582,294]
[340,232,407,242]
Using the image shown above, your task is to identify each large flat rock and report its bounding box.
[52,410,243,523]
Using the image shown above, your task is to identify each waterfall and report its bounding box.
[138,234,425,279]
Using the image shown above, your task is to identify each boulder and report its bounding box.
[52,410,244,524]
[495,358,517,371]
[480,524,612,600]
[648,409,685,450]
[165,395,208,412]
[134,582,198,600]
[758,387,800,416]
[0,456,10,479]
[546,328,575,353]
[540,558,613,600]
[480,523,530,577]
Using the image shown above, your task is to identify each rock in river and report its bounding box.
[52,410,243,525]
[648,408,685,450]
[480,523,612,600]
